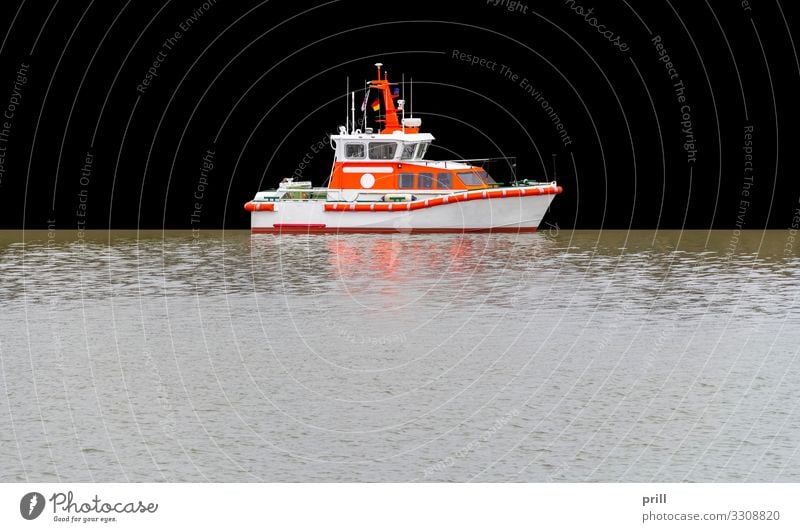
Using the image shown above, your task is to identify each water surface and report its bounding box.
[1,229,798,481]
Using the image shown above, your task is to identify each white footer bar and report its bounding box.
[1,483,797,531]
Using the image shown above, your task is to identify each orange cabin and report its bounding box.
[328,63,498,194]
[328,161,498,191]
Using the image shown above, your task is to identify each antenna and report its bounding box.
[401,73,405,133]
[552,153,558,181]
[410,77,413,118]
[345,76,349,133]
[351,91,356,134]
[375,62,383,79]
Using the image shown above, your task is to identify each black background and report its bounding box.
[0,0,798,230]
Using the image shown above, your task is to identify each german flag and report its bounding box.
[370,98,380,112]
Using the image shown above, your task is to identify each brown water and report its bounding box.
[0,229,799,481]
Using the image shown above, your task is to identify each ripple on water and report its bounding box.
[0,230,798,481]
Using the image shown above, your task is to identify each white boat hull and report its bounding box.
[250,188,557,233]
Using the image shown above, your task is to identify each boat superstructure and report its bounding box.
[245,63,562,233]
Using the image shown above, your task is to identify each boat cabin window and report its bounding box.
[345,143,365,158]
[418,172,434,188]
[457,170,496,186]
[400,143,418,160]
[398,173,415,188]
[436,172,452,189]
[368,142,398,160]
[417,142,430,159]
[457,171,484,186]
[479,171,497,185]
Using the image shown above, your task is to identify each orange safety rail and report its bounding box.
[244,201,276,212]
[323,185,562,212]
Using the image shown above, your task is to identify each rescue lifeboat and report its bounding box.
[245,63,562,233]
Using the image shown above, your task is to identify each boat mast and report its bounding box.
[362,81,368,132]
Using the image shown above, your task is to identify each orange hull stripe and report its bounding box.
[321,186,562,212]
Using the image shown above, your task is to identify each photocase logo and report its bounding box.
[20,492,45,520]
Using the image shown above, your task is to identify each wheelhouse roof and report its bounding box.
[330,132,435,142]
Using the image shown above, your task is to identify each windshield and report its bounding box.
[400,143,417,160]
[368,142,398,160]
